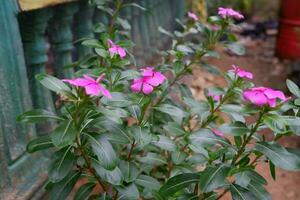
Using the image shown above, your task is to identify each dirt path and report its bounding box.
[190,37,300,200]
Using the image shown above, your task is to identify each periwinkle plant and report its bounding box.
[18,1,300,200]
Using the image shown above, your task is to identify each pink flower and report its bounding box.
[107,39,126,58]
[243,87,286,107]
[218,7,244,20]
[63,74,112,99]
[131,67,166,95]
[208,91,221,101]
[229,65,253,79]
[188,11,199,21]
[212,129,224,137]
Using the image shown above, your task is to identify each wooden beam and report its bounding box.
[19,0,76,11]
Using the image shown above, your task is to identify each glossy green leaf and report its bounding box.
[230,183,256,200]
[74,182,96,200]
[156,104,186,124]
[93,159,123,185]
[287,79,300,98]
[116,183,139,200]
[263,114,287,133]
[36,74,71,94]
[119,160,139,183]
[17,109,63,123]
[226,42,245,56]
[247,181,271,200]
[51,120,76,148]
[154,135,177,152]
[48,170,81,200]
[140,153,167,166]
[199,165,230,192]
[171,151,188,165]
[220,121,249,136]
[135,175,161,191]
[254,142,300,171]
[101,92,132,107]
[189,129,229,147]
[48,146,75,182]
[159,173,200,197]
[26,135,54,153]
[164,122,186,136]
[86,134,117,170]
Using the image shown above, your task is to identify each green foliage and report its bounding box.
[18,1,300,199]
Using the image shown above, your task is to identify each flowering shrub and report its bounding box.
[18,1,300,200]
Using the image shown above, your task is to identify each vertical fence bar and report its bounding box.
[74,0,95,58]
[19,8,55,135]
[48,3,79,78]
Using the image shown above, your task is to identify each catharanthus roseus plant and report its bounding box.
[18,1,300,200]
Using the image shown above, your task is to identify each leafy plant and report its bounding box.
[18,1,300,200]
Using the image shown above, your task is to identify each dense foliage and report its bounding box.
[19,0,300,199]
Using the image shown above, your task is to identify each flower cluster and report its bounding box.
[218,7,244,20]
[63,74,112,99]
[131,67,166,94]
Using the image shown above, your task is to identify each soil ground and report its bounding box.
[189,36,300,200]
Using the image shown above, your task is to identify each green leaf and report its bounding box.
[99,121,132,144]
[17,109,63,123]
[158,26,173,37]
[130,126,155,148]
[254,142,300,171]
[117,17,131,30]
[36,74,71,94]
[164,122,186,137]
[156,104,186,123]
[26,135,54,153]
[247,181,271,200]
[123,3,146,11]
[159,173,200,197]
[201,63,220,75]
[188,129,229,147]
[135,175,161,191]
[81,38,102,48]
[51,120,76,148]
[269,160,276,180]
[199,165,230,193]
[140,153,167,166]
[287,79,300,98]
[48,146,75,182]
[183,98,210,116]
[263,114,287,133]
[226,42,246,56]
[282,116,300,136]
[48,170,81,200]
[119,160,139,183]
[95,48,109,58]
[220,121,249,136]
[176,45,194,54]
[154,135,177,152]
[93,159,123,185]
[86,134,117,170]
[98,193,112,200]
[171,151,188,165]
[116,183,139,200]
[101,92,132,107]
[74,182,96,200]
[230,183,256,200]
[98,107,128,124]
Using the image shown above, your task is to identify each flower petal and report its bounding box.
[84,84,101,96]
[131,79,143,93]
[142,83,154,94]
[99,85,112,99]
[63,78,91,86]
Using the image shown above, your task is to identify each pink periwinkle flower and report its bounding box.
[212,129,224,137]
[131,67,166,95]
[188,11,199,21]
[208,91,221,101]
[218,7,244,20]
[229,65,253,79]
[107,39,126,58]
[243,87,287,107]
[63,74,112,99]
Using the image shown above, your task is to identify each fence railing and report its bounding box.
[0,0,186,199]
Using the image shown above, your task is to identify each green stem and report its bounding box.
[231,110,265,165]
[108,0,123,36]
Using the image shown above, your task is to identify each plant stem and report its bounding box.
[127,139,136,161]
[108,0,123,35]
[231,110,265,165]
